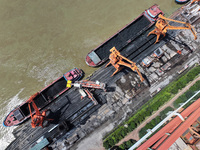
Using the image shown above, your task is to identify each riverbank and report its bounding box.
[117,76,200,146]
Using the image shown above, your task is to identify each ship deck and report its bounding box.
[95,14,152,61]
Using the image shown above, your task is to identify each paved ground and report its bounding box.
[74,75,200,150]
[75,75,200,150]
[117,76,200,145]
[75,121,114,150]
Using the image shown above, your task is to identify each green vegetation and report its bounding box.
[160,106,174,119]
[139,80,200,139]
[139,107,174,138]
[103,65,200,150]
[118,139,137,150]
[173,80,200,108]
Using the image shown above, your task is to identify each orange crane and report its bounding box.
[191,0,200,5]
[66,80,100,105]
[28,92,53,128]
[105,47,144,82]
[83,89,98,105]
[148,14,197,43]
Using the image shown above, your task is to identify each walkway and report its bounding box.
[117,76,200,145]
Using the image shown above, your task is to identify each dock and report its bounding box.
[6,3,200,150]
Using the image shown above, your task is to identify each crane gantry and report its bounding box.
[105,47,144,82]
[148,14,197,43]
[28,92,53,128]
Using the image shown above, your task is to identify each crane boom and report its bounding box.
[28,92,40,117]
[106,47,144,82]
[27,92,53,128]
[158,14,188,25]
[148,14,197,43]
[67,80,106,91]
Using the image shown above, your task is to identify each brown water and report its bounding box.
[0,0,182,148]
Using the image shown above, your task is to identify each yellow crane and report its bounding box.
[148,14,197,43]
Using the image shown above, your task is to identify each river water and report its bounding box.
[0,0,182,149]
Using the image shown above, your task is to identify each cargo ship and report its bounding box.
[3,68,83,127]
[85,4,163,67]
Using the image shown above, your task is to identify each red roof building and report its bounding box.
[137,98,200,150]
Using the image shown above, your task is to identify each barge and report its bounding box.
[85,4,163,67]
[3,68,83,127]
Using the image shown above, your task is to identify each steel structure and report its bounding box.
[106,47,144,82]
[28,93,53,128]
[148,14,197,43]
[129,90,200,150]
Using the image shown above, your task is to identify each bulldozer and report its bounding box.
[105,47,144,82]
[28,93,53,128]
[148,14,197,43]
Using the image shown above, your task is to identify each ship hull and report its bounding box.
[175,0,190,4]
[85,4,163,67]
[3,68,83,127]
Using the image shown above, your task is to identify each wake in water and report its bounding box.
[0,89,24,150]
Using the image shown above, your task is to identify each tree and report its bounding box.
[108,138,115,147]
[103,140,111,149]
[150,119,156,126]
[185,90,194,99]
[119,143,126,150]
[125,140,133,148]
[121,129,126,137]
[130,122,136,129]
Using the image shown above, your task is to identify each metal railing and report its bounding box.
[129,90,200,150]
